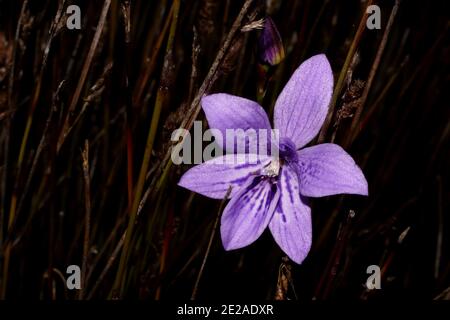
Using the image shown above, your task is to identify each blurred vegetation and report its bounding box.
[0,0,448,300]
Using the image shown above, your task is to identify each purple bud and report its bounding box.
[258,17,285,66]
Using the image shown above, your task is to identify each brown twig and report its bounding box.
[317,0,373,143]
[86,232,126,300]
[434,175,443,279]
[11,81,65,236]
[1,1,29,299]
[314,210,355,299]
[345,0,401,148]
[57,0,112,152]
[133,1,175,106]
[112,0,181,297]
[150,0,255,196]
[79,140,91,299]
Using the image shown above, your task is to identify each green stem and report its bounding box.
[112,0,180,298]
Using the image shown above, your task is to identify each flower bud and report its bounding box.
[258,17,285,66]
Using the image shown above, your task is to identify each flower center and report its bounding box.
[262,157,281,177]
[261,138,297,178]
[278,137,298,163]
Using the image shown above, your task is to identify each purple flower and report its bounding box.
[178,55,368,264]
[258,17,285,66]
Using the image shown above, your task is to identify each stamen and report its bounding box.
[262,158,281,177]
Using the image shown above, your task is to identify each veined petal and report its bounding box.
[269,165,312,264]
[221,176,280,250]
[202,94,272,154]
[274,54,333,148]
[178,154,272,199]
[296,143,368,197]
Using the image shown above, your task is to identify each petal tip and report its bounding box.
[200,94,215,111]
[177,177,186,189]
[290,255,306,265]
[312,53,327,59]
[221,241,234,251]
[277,244,310,265]
[307,53,333,80]
[177,174,194,193]
[353,164,369,196]
[221,233,239,251]
[309,53,330,65]
[201,93,228,111]
[360,179,369,196]
[284,240,312,265]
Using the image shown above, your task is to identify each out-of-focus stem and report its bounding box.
[317,0,373,143]
[112,0,181,298]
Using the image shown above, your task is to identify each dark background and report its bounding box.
[0,0,448,300]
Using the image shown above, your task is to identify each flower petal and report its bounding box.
[202,94,272,154]
[296,143,368,197]
[221,176,280,250]
[269,165,312,264]
[274,54,333,148]
[178,154,272,199]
